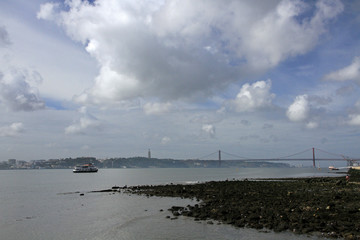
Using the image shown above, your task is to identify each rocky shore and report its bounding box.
[124,169,360,239]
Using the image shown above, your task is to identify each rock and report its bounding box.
[123,173,360,239]
[171,206,184,211]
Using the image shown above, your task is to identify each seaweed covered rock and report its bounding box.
[348,169,360,182]
[124,173,360,239]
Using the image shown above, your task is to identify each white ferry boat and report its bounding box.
[328,165,339,171]
[73,163,98,173]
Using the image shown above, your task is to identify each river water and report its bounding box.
[0,168,343,240]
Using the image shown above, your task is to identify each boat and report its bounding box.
[73,163,98,173]
[350,166,360,170]
[328,166,339,171]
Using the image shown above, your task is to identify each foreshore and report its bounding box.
[123,169,360,239]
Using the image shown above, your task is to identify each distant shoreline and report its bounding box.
[1,157,290,170]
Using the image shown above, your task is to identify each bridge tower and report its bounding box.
[218,150,221,167]
[312,148,316,168]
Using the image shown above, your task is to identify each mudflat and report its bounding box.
[125,169,360,239]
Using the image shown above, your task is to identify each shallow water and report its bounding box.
[0,168,339,240]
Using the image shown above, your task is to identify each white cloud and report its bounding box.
[0,68,45,111]
[324,56,360,82]
[65,107,100,134]
[0,25,45,112]
[161,136,171,145]
[306,121,319,129]
[143,102,172,115]
[348,114,360,126]
[229,80,275,112]
[36,2,59,21]
[76,66,141,103]
[202,124,216,138]
[0,122,24,137]
[38,0,343,105]
[238,0,343,69]
[286,94,310,122]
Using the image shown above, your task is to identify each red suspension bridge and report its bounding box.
[196,148,360,168]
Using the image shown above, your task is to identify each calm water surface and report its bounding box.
[0,168,341,240]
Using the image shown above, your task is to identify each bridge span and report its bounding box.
[197,148,359,168]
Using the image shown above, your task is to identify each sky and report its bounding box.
[0,0,360,161]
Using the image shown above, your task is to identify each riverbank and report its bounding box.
[124,169,360,239]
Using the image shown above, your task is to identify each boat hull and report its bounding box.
[73,169,98,173]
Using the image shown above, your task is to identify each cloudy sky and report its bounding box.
[0,0,360,161]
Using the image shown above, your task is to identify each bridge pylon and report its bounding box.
[312,148,316,168]
[218,150,221,167]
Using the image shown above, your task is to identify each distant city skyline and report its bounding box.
[1,0,360,161]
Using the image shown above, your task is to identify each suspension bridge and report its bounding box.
[195,148,360,168]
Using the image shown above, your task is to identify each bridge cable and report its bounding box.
[273,148,312,160]
[314,148,346,159]
[220,150,250,160]
[196,151,219,160]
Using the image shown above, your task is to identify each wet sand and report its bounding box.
[124,169,360,239]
